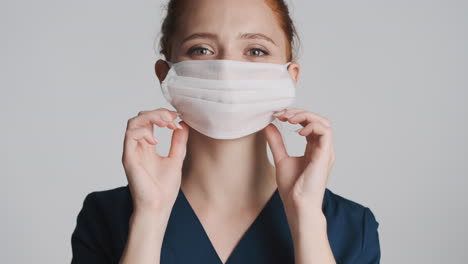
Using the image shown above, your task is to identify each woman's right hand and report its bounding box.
[122,108,189,213]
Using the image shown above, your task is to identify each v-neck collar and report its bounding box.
[185,187,279,263]
[125,183,330,264]
[162,187,328,264]
[164,187,281,264]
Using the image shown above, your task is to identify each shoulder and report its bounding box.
[71,185,133,262]
[78,184,133,223]
[323,187,378,224]
[323,188,381,262]
[74,184,133,221]
[82,185,132,210]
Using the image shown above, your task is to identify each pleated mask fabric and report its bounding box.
[160,59,296,140]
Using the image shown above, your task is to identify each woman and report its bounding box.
[71,0,381,263]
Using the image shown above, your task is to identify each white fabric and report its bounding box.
[160,59,296,140]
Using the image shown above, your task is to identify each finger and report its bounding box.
[124,127,158,155]
[145,108,180,121]
[277,111,331,127]
[168,121,189,161]
[272,108,305,121]
[263,123,289,165]
[297,122,333,148]
[156,108,182,130]
[273,107,303,115]
[127,108,180,129]
[286,111,332,128]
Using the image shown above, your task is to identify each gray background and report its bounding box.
[2,0,467,263]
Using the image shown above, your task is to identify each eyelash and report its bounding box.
[248,48,269,57]
[187,47,269,57]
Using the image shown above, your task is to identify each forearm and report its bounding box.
[286,208,336,264]
[119,207,172,264]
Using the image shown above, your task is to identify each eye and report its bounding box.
[247,48,269,57]
[187,47,214,56]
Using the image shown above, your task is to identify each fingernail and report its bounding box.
[273,110,286,117]
[284,113,295,118]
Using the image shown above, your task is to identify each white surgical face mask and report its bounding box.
[160,59,296,140]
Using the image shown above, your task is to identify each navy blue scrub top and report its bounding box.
[71,185,381,263]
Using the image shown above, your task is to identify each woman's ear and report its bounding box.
[155,59,171,83]
[287,62,300,85]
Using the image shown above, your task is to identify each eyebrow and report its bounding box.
[238,33,277,46]
[181,32,277,46]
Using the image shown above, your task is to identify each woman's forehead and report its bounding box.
[173,0,285,44]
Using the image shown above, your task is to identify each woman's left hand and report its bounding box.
[263,107,336,214]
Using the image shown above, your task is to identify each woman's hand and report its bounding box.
[122,108,189,213]
[264,107,335,213]
[264,107,336,263]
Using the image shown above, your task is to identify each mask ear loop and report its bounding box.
[273,61,298,138]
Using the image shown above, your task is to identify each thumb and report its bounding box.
[168,121,189,162]
[263,123,289,166]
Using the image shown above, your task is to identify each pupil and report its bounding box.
[252,49,261,56]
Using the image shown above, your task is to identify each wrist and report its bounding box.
[133,198,175,216]
[131,206,173,226]
[284,206,327,236]
[283,199,325,221]
[134,204,173,215]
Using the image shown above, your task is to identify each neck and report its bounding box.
[181,127,277,210]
